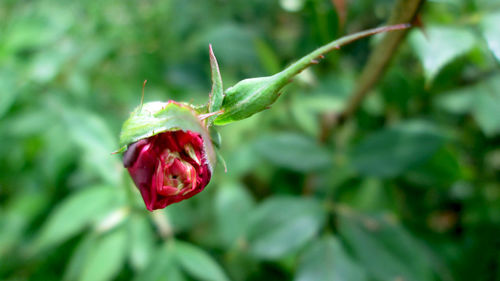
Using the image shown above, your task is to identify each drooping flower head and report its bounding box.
[117,25,410,210]
[118,101,215,211]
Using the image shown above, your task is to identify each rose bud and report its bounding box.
[116,24,411,209]
[117,101,216,211]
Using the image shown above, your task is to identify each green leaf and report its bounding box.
[480,12,500,62]
[64,234,98,281]
[207,44,224,125]
[128,214,156,271]
[436,74,500,136]
[80,227,128,281]
[351,120,445,178]
[435,87,475,114]
[59,105,121,185]
[215,182,255,246]
[291,81,348,137]
[198,24,258,67]
[472,75,500,136]
[1,108,55,137]
[0,211,26,259]
[409,26,476,84]
[175,241,230,281]
[0,191,49,260]
[254,133,332,172]
[254,38,281,74]
[295,235,367,281]
[134,243,184,281]
[245,196,326,259]
[30,50,66,83]
[36,185,120,250]
[3,17,63,52]
[405,146,463,187]
[163,203,197,234]
[339,212,435,281]
[0,72,17,119]
[345,179,393,212]
[224,142,261,177]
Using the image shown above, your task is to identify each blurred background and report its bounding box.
[1,0,499,280]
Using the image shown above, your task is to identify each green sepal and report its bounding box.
[207,44,224,125]
[216,149,227,172]
[192,103,209,114]
[117,101,216,170]
[209,126,222,149]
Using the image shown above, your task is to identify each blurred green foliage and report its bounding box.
[1,0,499,280]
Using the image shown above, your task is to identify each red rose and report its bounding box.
[118,101,216,211]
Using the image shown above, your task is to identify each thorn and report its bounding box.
[330,0,347,31]
[265,106,271,110]
[334,45,340,49]
[412,14,423,28]
[412,14,427,40]
[319,55,325,59]
[311,59,319,64]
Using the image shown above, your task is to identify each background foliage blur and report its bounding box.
[1,0,499,280]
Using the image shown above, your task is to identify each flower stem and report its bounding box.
[213,23,411,125]
[271,24,411,87]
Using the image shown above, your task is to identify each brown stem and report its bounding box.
[321,0,425,141]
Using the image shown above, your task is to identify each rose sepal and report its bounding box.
[117,101,216,171]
